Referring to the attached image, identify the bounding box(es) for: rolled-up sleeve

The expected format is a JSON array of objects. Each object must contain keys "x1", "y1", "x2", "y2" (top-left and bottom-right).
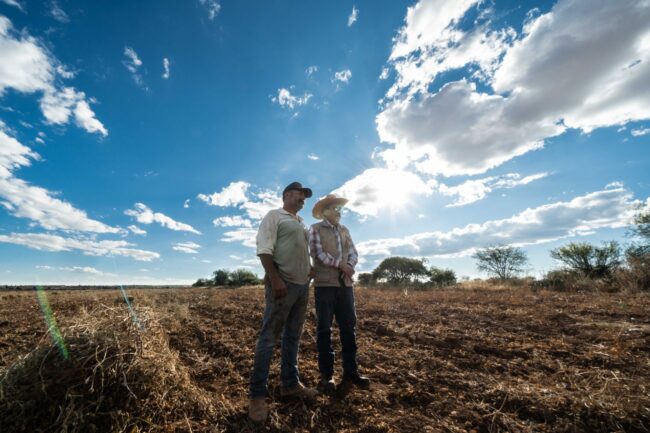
[{"x1": 256, "y1": 212, "x2": 277, "y2": 256}]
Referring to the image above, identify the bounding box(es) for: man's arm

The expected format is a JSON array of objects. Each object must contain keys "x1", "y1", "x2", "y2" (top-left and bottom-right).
[
  {"x1": 258, "y1": 254, "x2": 287, "y2": 299},
  {"x1": 256, "y1": 211, "x2": 286, "y2": 299},
  {"x1": 309, "y1": 226, "x2": 341, "y2": 267}
]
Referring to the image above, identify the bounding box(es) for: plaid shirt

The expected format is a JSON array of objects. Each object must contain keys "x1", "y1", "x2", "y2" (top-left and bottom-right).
[{"x1": 308, "y1": 220, "x2": 358, "y2": 268}]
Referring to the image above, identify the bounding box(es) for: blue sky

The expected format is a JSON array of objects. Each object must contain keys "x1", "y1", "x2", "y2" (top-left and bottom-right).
[{"x1": 1, "y1": 0, "x2": 649, "y2": 285}]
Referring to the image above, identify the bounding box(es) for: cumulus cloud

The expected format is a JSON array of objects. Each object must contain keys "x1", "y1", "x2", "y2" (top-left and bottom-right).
[
  {"x1": 377, "y1": 0, "x2": 650, "y2": 177},
  {"x1": 0, "y1": 16, "x2": 107, "y2": 135},
  {"x1": 198, "y1": 181, "x2": 249, "y2": 207},
  {"x1": 125, "y1": 203, "x2": 201, "y2": 234},
  {"x1": 199, "y1": 0, "x2": 221, "y2": 20},
  {"x1": 272, "y1": 88, "x2": 312, "y2": 110},
  {"x1": 213, "y1": 215, "x2": 253, "y2": 228},
  {"x1": 348, "y1": 6, "x2": 358, "y2": 27},
  {"x1": 127, "y1": 225, "x2": 146, "y2": 235},
  {"x1": 183, "y1": 199, "x2": 190, "y2": 208},
  {"x1": 172, "y1": 241, "x2": 201, "y2": 254},
  {"x1": 0, "y1": 232, "x2": 160, "y2": 261},
  {"x1": 332, "y1": 168, "x2": 434, "y2": 218},
  {"x1": 221, "y1": 228, "x2": 257, "y2": 248},
  {"x1": 307, "y1": 153, "x2": 319, "y2": 161},
  {"x1": 0, "y1": 129, "x2": 119, "y2": 233},
  {"x1": 332, "y1": 69, "x2": 352, "y2": 84},
  {"x1": 123, "y1": 46, "x2": 145, "y2": 87},
  {"x1": 357, "y1": 186, "x2": 642, "y2": 259},
  {"x1": 631, "y1": 127, "x2": 650, "y2": 137},
  {"x1": 162, "y1": 57, "x2": 170, "y2": 79},
  {"x1": 437, "y1": 172, "x2": 549, "y2": 207}
]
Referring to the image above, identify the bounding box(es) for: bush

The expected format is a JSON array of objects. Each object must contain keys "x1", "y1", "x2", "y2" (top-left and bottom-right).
[
  {"x1": 550, "y1": 241, "x2": 621, "y2": 278},
  {"x1": 428, "y1": 267, "x2": 457, "y2": 287},
  {"x1": 535, "y1": 269, "x2": 617, "y2": 292},
  {"x1": 356, "y1": 273, "x2": 375, "y2": 287},
  {"x1": 371, "y1": 257, "x2": 430, "y2": 285},
  {"x1": 227, "y1": 269, "x2": 261, "y2": 286},
  {"x1": 212, "y1": 269, "x2": 230, "y2": 286},
  {"x1": 192, "y1": 278, "x2": 211, "y2": 287}
]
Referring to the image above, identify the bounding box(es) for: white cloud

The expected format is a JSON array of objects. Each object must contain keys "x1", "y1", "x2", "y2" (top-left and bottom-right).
[
  {"x1": 221, "y1": 228, "x2": 257, "y2": 248},
  {"x1": 213, "y1": 215, "x2": 253, "y2": 228},
  {"x1": 0, "y1": 16, "x2": 107, "y2": 135},
  {"x1": 198, "y1": 181, "x2": 250, "y2": 207},
  {"x1": 307, "y1": 153, "x2": 319, "y2": 161},
  {"x1": 50, "y1": 1, "x2": 69, "y2": 23},
  {"x1": 127, "y1": 225, "x2": 147, "y2": 235},
  {"x1": 172, "y1": 241, "x2": 201, "y2": 254},
  {"x1": 377, "y1": 0, "x2": 650, "y2": 177},
  {"x1": 162, "y1": 57, "x2": 170, "y2": 79},
  {"x1": 123, "y1": 46, "x2": 145, "y2": 87},
  {"x1": 0, "y1": 129, "x2": 119, "y2": 233},
  {"x1": 125, "y1": 203, "x2": 201, "y2": 234},
  {"x1": 348, "y1": 6, "x2": 359, "y2": 27},
  {"x1": 240, "y1": 190, "x2": 282, "y2": 221},
  {"x1": 631, "y1": 127, "x2": 650, "y2": 137},
  {"x1": 357, "y1": 186, "x2": 642, "y2": 259},
  {"x1": 35, "y1": 137, "x2": 45, "y2": 144},
  {"x1": 305, "y1": 65, "x2": 318, "y2": 77},
  {"x1": 183, "y1": 199, "x2": 190, "y2": 208},
  {"x1": 331, "y1": 168, "x2": 434, "y2": 218},
  {"x1": 1, "y1": 1, "x2": 23, "y2": 12},
  {"x1": 379, "y1": 67, "x2": 390, "y2": 80},
  {"x1": 272, "y1": 88, "x2": 312, "y2": 110},
  {"x1": 0, "y1": 232, "x2": 160, "y2": 261},
  {"x1": 332, "y1": 69, "x2": 352, "y2": 84},
  {"x1": 437, "y1": 172, "x2": 548, "y2": 207},
  {"x1": 37, "y1": 265, "x2": 113, "y2": 276},
  {"x1": 199, "y1": 0, "x2": 221, "y2": 20}
]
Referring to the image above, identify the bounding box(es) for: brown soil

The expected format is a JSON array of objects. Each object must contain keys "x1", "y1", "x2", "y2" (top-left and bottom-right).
[{"x1": 1, "y1": 286, "x2": 649, "y2": 432}]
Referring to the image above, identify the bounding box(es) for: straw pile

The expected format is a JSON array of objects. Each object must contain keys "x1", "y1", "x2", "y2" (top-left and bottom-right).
[{"x1": 0, "y1": 304, "x2": 218, "y2": 433}]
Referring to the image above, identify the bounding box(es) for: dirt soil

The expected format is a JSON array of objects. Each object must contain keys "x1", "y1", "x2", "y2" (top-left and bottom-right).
[{"x1": 1, "y1": 286, "x2": 649, "y2": 432}]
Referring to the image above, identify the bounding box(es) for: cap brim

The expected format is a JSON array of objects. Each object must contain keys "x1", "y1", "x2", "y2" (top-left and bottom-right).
[{"x1": 301, "y1": 188, "x2": 313, "y2": 198}]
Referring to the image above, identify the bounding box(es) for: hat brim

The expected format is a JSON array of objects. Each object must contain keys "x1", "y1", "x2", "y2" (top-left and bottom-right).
[{"x1": 312, "y1": 196, "x2": 348, "y2": 219}]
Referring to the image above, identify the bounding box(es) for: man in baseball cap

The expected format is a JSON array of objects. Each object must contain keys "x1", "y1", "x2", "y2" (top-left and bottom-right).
[{"x1": 248, "y1": 181, "x2": 317, "y2": 422}]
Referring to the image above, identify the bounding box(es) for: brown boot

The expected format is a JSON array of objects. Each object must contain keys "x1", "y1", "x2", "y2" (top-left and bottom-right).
[
  {"x1": 248, "y1": 399, "x2": 267, "y2": 422},
  {"x1": 280, "y1": 382, "x2": 319, "y2": 400}
]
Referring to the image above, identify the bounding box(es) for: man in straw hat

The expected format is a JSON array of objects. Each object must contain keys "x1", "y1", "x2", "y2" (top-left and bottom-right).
[
  {"x1": 309, "y1": 194, "x2": 370, "y2": 394},
  {"x1": 248, "y1": 182, "x2": 319, "y2": 422}
]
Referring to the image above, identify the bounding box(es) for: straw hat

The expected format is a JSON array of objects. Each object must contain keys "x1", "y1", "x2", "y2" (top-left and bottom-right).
[{"x1": 312, "y1": 194, "x2": 349, "y2": 219}]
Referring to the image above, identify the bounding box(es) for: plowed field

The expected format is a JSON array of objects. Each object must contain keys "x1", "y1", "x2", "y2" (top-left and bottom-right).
[{"x1": 1, "y1": 286, "x2": 649, "y2": 432}]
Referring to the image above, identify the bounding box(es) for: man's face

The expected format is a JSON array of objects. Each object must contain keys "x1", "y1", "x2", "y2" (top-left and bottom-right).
[
  {"x1": 284, "y1": 189, "x2": 306, "y2": 212},
  {"x1": 322, "y1": 205, "x2": 342, "y2": 225}
]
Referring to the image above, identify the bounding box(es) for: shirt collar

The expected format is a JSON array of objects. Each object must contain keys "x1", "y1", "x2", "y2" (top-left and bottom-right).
[
  {"x1": 279, "y1": 208, "x2": 303, "y2": 222},
  {"x1": 323, "y1": 219, "x2": 339, "y2": 229}
]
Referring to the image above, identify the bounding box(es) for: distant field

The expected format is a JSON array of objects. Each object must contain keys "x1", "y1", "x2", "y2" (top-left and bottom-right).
[{"x1": 1, "y1": 286, "x2": 649, "y2": 432}]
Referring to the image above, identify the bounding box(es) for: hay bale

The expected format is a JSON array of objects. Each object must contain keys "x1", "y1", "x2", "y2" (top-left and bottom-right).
[{"x1": 0, "y1": 305, "x2": 217, "y2": 433}]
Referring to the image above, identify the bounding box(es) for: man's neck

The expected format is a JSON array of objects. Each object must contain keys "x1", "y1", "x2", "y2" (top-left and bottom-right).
[{"x1": 283, "y1": 205, "x2": 298, "y2": 216}]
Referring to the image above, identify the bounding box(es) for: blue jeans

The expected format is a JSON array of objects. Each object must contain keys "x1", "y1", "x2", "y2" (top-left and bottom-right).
[
  {"x1": 315, "y1": 286, "x2": 358, "y2": 380},
  {"x1": 249, "y1": 280, "x2": 309, "y2": 399}
]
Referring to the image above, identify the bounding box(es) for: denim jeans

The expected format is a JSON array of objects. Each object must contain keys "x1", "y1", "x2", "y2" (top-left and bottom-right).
[
  {"x1": 249, "y1": 280, "x2": 309, "y2": 399},
  {"x1": 314, "y1": 286, "x2": 358, "y2": 380}
]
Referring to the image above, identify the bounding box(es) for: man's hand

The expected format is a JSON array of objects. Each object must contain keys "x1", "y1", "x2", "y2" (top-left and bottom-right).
[
  {"x1": 271, "y1": 277, "x2": 288, "y2": 299},
  {"x1": 340, "y1": 263, "x2": 355, "y2": 278}
]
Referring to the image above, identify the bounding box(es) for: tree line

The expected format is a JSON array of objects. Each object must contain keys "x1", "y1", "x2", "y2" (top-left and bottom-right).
[{"x1": 194, "y1": 209, "x2": 650, "y2": 291}]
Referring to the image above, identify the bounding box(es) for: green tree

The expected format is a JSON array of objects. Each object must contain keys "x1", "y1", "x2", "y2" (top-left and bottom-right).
[
  {"x1": 192, "y1": 278, "x2": 211, "y2": 287},
  {"x1": 428, "y1": 267, "x2": 457, "y2": 287},
  {"x1": 473, "y1": 245, "x2": 528, "y2": 280},
  {"x1": 356, "y1": 273, "x2": 375, "y2": 286},
  {"x1": 228, "y1": 269, "x2": 261, "y2": 286},
  {"x1": 371, "y1": 257, "x2": 429, "y2": 284},
  {"x1": 212, "y1": 269, "x2": 230, "y2": 286},
  {"x1": 550, "y1": 241, "x2": 621, "y2": 278}
]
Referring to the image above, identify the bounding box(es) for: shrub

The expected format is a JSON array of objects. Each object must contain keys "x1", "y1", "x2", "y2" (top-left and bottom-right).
[
  {"x1": 227, "y1": 269, "x2": 261, "y2": 286},
  {"x1": 371, "y1": 257, "x2": 429, "y2": 285},
  {"x1": 428, "y1": 267, "x2": 457, "y2": 287},
  {"x1": 550, "y1": 241, "x2": 621, "y2": 278}
]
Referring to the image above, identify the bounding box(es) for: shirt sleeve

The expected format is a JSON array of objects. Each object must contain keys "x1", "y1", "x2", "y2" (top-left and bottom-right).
[
  {"x1": 309, "y1": 225, "x2": 340, "y2": 268},
  {"x1": 346, "y1": 233, "x2": 359, "y2": 268},
  {"x1": 256, "y1": 211, "x2": 277, "y2": 256}
]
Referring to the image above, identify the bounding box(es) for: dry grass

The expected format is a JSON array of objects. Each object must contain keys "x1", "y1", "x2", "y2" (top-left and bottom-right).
[{"x1": 1, "y1": 286, "x2": 649, "y2": 432}]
